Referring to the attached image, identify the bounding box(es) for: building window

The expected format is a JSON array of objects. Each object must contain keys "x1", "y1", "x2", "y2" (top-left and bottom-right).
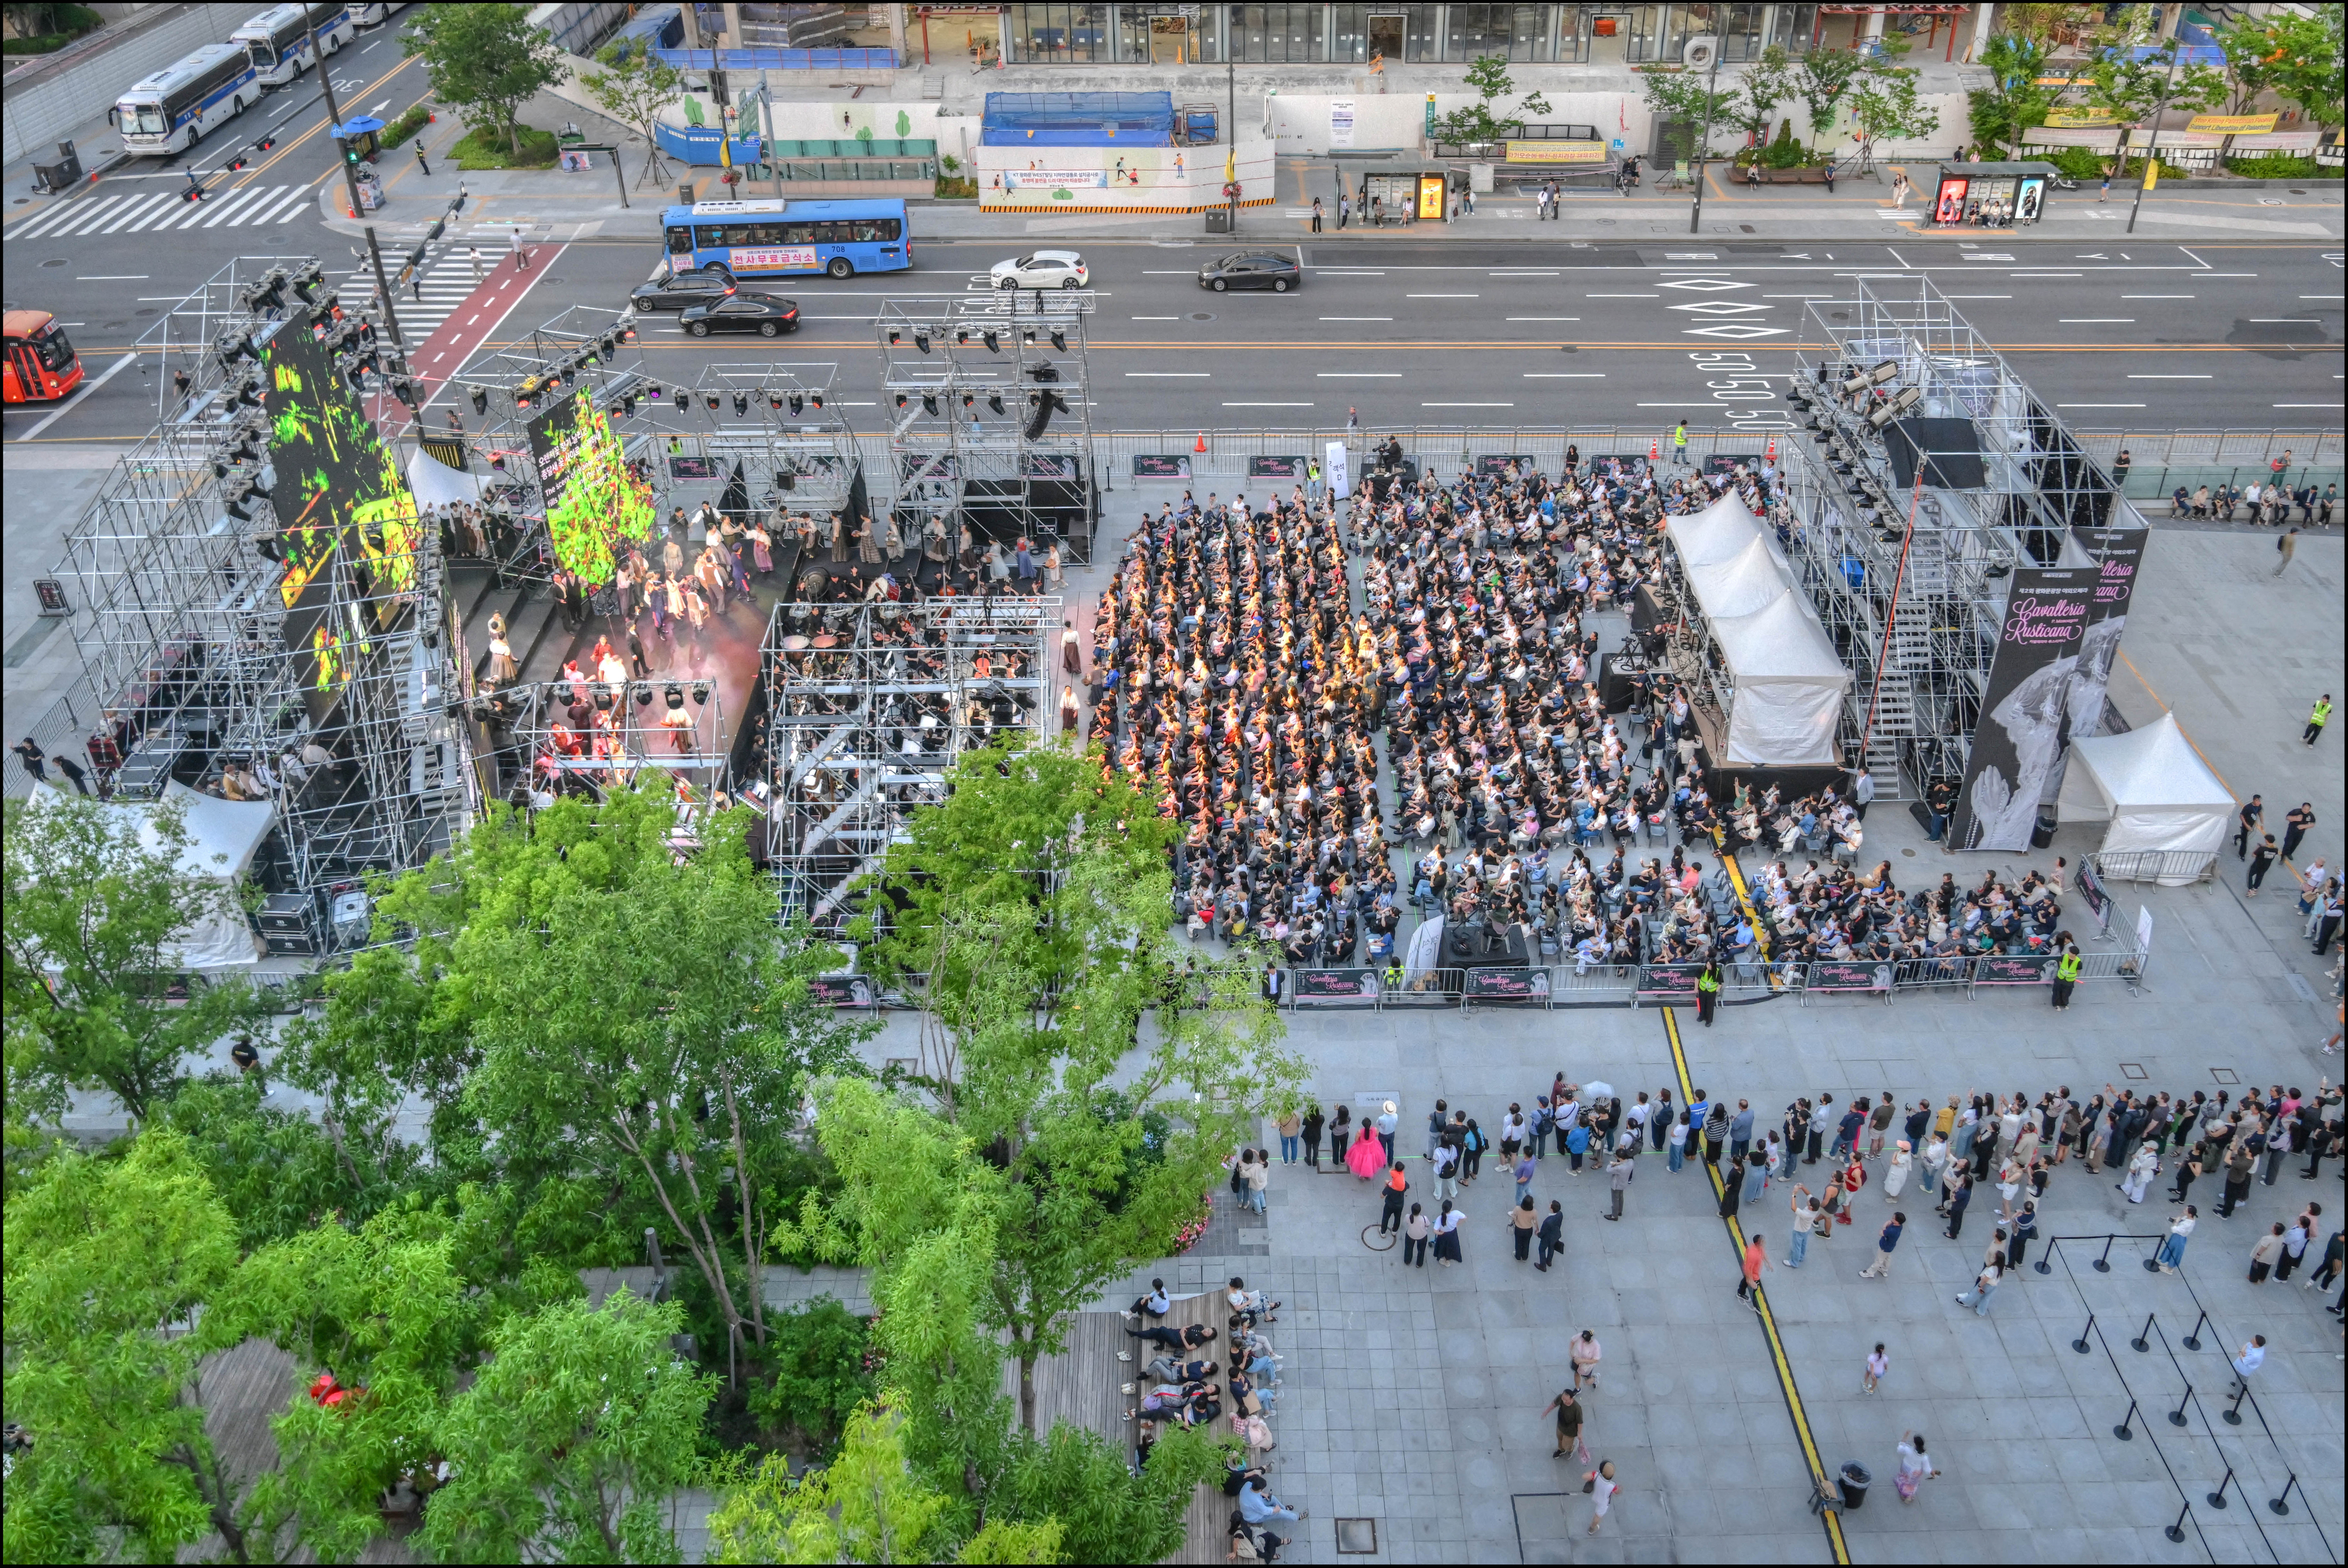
[
  {"x1": 1553, "y1": 5, "x2": 1586, "y2": 62},
  {"x1": 1686, "y1": 2, "x2": 1773, "y2": 62},
  {"x1": 1005, "y1": 4, "x2": 1108, "y2": 63},
  {"x1": 1624, "y1": 4, "x2": 1687, "y2": 64},
  {"x1": 1405, "y1": 2, "x2": 1439, "y2": 60},
  {"x1": 1233, "y1": 4, "x2": 1326, "y2": 62},
  {"x1": 1446, "y1": 4, "x2": 1552, "y2": 61},
  {"x1": 1773, "y1": 4, "x2": 1821, "y2": 55}
]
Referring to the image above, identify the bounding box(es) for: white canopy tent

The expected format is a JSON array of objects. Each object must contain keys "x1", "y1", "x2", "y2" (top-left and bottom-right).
[
  {"x1": 406, "y1": 445, "x2": 481, "y2": 510},
  {"x1": 21, "y1": 780, "x2": 273, "y2": 971},
  {"x1": 1706, "y1": 590, "x2": 1850, "y2": 767},
  {"x1": 2055, "y1": 713, "x2": 2232, "y2": 882},
  {"x1": 1666, "y1": 497, "x2": 1851, "y2": 768}
]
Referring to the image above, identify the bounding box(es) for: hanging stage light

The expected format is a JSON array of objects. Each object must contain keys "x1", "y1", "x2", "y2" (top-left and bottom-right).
[
  {"x1": 921, "y1": 393, "x2": 939, "y2": 416},
  {"x1": 888, "y1": 328, "x2": 902, "y2": 345},
  {"x1": 810, "y1": 392, "x2": 824, "y2": 409},
  {"x1": 733, "y1": 392, "x2": 750, "y2": 416},
  {"x1": 982, "y1": 329, "x2": 1001, "y2": 353},
  {"x1": 706, "y1": 392, "x2": 721, "y2": 411},
  {"x1": 987, "y1": 391, "x2": 1005, "y2": 414},
  {"x1": 956, "y1": 328, "x2": 970, "y2": 345},
  {"x1": 962, "y1": 392, "x2": 975, "y2": 409},
  {"x1": 1050, "y1": 328, "x2": 1067, "y2": 352},
  {"x1": 470, "y1": 386, "x2": 490, "y2": 416},
  {"x1": 691, "y1": 682, "x2": 710, "y2": 706},
  {"x1": 769, "y1": 391, "x2": 784, "y2": 410},
  {"x1": 895, "y1": 393, "x2": 909, "y2": 410},
  {"x1": 674, "y1": 388, "x2": 690, "y2": 411},
  {"x1": 913, "y1": 328, "x2": 931, "y2": 353},
  {"x1": 788, "y1": 392, "x2": 804, "y2": 416}
]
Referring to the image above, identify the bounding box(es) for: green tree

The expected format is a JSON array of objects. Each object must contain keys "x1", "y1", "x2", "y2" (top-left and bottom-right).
[
  {"x1": 576, "y1": 39, "x2": 682, "y2": 180},
  {"x1": 2082, "y1": 38, "x2": 2225, "y2": 130},
  {"x1": 1847, "y1": 65, "x2": 1941, "y2": 171},
  {"x1": 401, "y1": 3, "x2": 565, "y2": 159},
  {"x1": 1967, "y1": 33, "x2": 2057, "y2": 157},
  {"x1": 1727, "y1": 45, "x2": 1794, "y2": 147},
  {"x1": 1995, "y1": 2, "x2": 2105, "y2": 48},
  {"x1": 419, "y1": 1290, "x2": 715, "y2": 1564},
  {"x1": 157, "y1": 1074, "x2": 422, "y2": 1250},
  {"x1": 2, "y1": 1130, "x2": 241, "y2": 1564},
  {"x1": 1639, "y1": 68, "x2": 1739, "y2": 160},
  {"x1": 1793, "y1": 46, "x2": 1863, "y2": 150},
  {"x1": 2218, "y1": 9, "x2": 2343, "y2": 128},
  {"x1": 1430, "y1": 52, "x2": 1553, "y2": 144},
  {"x1": 2, "y1": 791, "x2": 271, "y2": 1123},
  {"x1": 846, "y1": 742, "x2": 1299, "y2": 1434},
  {"x1": 363, "y1": 786, "x2": 868, "y2": 1386},
  {"x1": 744, "y1": 1296, "x2": 876, "y2": 1458},
  {"x1": 228, "y1": 1203, "x2": 482, "y2": 1564},
  {"x1": 994, "y1": 1421, "x2": 1229, "y2": 1567}
]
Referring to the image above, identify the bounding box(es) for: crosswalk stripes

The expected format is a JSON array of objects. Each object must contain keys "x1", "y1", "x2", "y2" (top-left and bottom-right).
[
  {"x1": 338, "y1": 235, "x2": 518, "y2": 344},
  {"x1": 9, "y1": 183, "x2": 314, "y2": 240}
]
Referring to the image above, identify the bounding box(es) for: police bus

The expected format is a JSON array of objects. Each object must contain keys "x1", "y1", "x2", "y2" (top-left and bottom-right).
[
  {"x1": 660, "y1": 198, "x2": 913, "y2": 281},
  {"x1": 232, "y1": 2, "x2": 355, "y2": 88},
  {"x1": 113, "y1": 43, "x2": 262, "y2": 157},
  {"x1": 350, "y1": 1, "x2": 407, "y2": 24}
]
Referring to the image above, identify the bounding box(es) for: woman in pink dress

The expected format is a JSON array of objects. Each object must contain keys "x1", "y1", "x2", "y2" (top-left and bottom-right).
[{"x1": 1346, "y1": 1117, "x2": 1386, "y2": 1181}]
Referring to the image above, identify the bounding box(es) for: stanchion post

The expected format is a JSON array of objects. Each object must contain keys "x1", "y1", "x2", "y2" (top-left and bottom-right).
[
  {"x1": 2221, "y1": 1383, "x2": 2247, "y2": 1427},
  {"x1": 2164, "y1": 1499, "x2": 2191, "y2": 1543},
  {"x1": 2167, "y1": 1384, "x2": 2193, "y2": 1428},
  {"x1": 2035, "y1": 1235, "x2": 2056, "y2": 1275},
  {"x1": 2094, "y1": 1234, "x2": 2116, "y2": 1273},
  {"x1": 2180, "y1": 1309, "x2": 2207, "y2": 1352},
  {"x1": 2071, "y1": 1310, "x2": 2096, "y2": 1355},
  {"x1": 2131, "y1": 1312, "x2": 2155, "y2": 1353},
  {"x1": 2268, "y1": 1471, "x2": 2298, "y2": 1518},
  {"x1": 2207, "y1": 1465, "x2": 2234, "y2": 1510},
  {"x1": 2113, "y1": 1397, "x2": 2138, "y2": 1441}
]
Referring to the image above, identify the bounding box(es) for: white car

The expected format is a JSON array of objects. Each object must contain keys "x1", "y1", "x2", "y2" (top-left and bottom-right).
[{"x1": 991, "y1": 250, "x2": 1088, "y2": 289}]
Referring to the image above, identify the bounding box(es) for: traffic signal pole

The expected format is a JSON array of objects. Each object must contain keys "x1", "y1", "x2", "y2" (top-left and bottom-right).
[{"x1": 309, "y1": 20, "x2": 403, "y2": 352}]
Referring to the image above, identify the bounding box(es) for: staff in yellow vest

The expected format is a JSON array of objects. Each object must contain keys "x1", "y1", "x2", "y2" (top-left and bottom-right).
[
  {"x1": 1695, "y1": 959, "x2": 1722, "y2": 1027},
  {"x1": 2052, "y1": 943, "x2": 2082, "y2": 1011},
  {"x1": 2306, "y1": 693, "x2": 2333, "y2": 747}
]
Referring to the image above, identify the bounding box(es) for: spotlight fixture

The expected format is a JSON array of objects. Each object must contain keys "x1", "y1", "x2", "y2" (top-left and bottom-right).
[
  {"x1": 921, "y1": 393, "x2": 939, "y2": 416},
  {"x1": 1870, "y1": 359, "x2": 1900, "y2": 386},
  {"x1": 1050, "y1": 328, "x2": 1066, "y2": 352},
  {"x1": 620, "y1": 393, "x2": 638, "y2": 417},
  {"x1": 962, "y1": 393, "x2": 975, "y2": 409},
  {"x1": 788, "y1": 392, "x2": 803, "y2": 416},
  {"x1": 1022, "y1": 328, "x2": 1037, "y2": 343},
  {"x1": 733, "y1": 392, "x2": 750, "y2": 417},
  {"x1": 235, "y1": 378, "x2": 262, "y2": 409},
  {"x1": 982, "y1": 329, "x2": 1001, "y2": 353},
  {"x1": 705, "y1": 392, "x2": 721, "y2": 411},
  {"x1": 470, "y1": 386, "x2": 489, "y2": 416},
  {"x1": 956, "y1": 328, "x2": 970, "y2": 345},
  {"x1": 674, "y1": 389, "x2": 690, "y2": 411},
  {"x1": 769, "y1": 392, "x2": 784, "y2": 410},
  {"x1": 635, "y1": 685, "x2": 654, "y2": 707},
  {"x1": 913, "y1": 329, "x2": 931, "y2": 353},
  {"x1": 664, "y1": 684, "x2": 685, "y2": 710},
  {"x1": 600, "y1": 331, "x2": 618, "y2": 360},
  {"x1": 888, "y1": 328, "x2": 902, "y2": 345},
  {"x1": 809, "y1": 392, "x2": 824, "y2": 409},
  {"x1": 777, "y1": 467, "x2": 795, "y2": 491},
  {"x1": 392, "y1": 379, "x2": 420, "y2": 410},
  {"x1": 690, "y1": 682, "x2": 710, "y2": 706},
  {"x1": 987, "y1": 391, "x2": 1005, "y2": 415},
  {"x1": 895, "y1": 393, "x2": 909, "y2": 410}
]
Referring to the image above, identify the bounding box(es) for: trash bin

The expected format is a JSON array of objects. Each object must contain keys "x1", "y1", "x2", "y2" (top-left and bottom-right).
[
  {"x1": 1838, "y1": 1462, "x2": 1870, "y2": 1510},
  {"x1": 1204, "y1": 207, "x2": 1232, "y2": 233},
  {"x1": 2030, "y1": 811, "x2": 2057, "y2": 849}
]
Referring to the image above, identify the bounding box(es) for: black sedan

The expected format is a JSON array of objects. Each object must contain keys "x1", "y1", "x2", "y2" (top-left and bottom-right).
[
  {"x1": 629, "y1": 264, "x2": 738, "y2": 311},
  {"x1": 1196, "y1": 252, "x2": 1302, "y2": 292},
  {"x1": 678, "y1": 293, "x2": 801, "y2": 337}
]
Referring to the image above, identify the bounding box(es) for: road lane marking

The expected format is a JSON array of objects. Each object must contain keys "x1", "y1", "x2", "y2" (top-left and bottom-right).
[{"x1": 15, "y1": 352, "x2": 136, "y2": 441}]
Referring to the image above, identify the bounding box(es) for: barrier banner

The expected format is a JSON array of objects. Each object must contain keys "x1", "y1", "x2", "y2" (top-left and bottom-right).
[
  {"x1": 1807, "y1": 960, "x2": 1894, "y2": 993},
  {"x1": 1295, "y1": 967, "x2": 1382, "y2": 1002},
  {"x1": 1506, "y1": 140, "x2": 1607, "y2": 164},
  {"x1": 2077, "y1": 857, "x2": 2114, "y2": 929},
  {"x1": 1949, "y1": 566, "x2": 2097, "y2": 852},
  {"x1": 1972, "y1": 955, "x2": 2058, "y2": 986},
  {"x1": 1465, "y1": 967, "x2": 1551, "y2": 1002},
  {"x1": 807, "y1": 976, "x2": 878, "y2": 1007},
  {"x1": 1636, "y1": 962, "x2": 1703, "y2": 997}
]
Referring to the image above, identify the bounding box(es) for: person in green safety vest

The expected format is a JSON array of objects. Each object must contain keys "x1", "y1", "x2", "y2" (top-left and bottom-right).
[
  {"x1": 2052, "y1": 941, "x2": 2082, "y2": 1011},
  {"x1": 1695, "y1": 958, "x2": 1722, "y2": 1027},
  {"x1": 1384, "y1": 958, "x2": 1404, "y2": 994},
  {"x1": 2306, "y1": 693, "x2": 2333, "y2": 747},
  {"x1": 1672, "y1": 419, "x2": 1691, "y2": 467}
]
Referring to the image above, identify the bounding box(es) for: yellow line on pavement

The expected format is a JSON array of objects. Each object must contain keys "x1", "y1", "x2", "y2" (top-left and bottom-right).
[
  {"x1": 1660, "y1": 1005, "x2": 1850, "y2": 1564},
  {"x1": 237, "y1": 52, "x2": 421, "y2": 186}
]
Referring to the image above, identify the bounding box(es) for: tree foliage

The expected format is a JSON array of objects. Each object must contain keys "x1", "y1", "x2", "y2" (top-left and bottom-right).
[
  {"x1": 2, "y1": 791, "x2": 270, "y2": 1123},
  {"x1": 1848, "y1": 66, "x2": 1941, "y2": 163},
  {"x1": 419, "y1": 1289, "x2": 716, "y2": 1564},
  {"x1": 2, "y1": 1130, "x2": 241, "y2": 1564},
  {"x1": 743, "y1": 1296, "x2": 876, "y2": 1459},
  {"x1": 1793, "y1": 46, "x2": 1863, "y2": 147},
  {"x1": 1429, "y1": 52, "x2": 1553, "y2": 144},
  {"x1": 401, "y1": 2, "x2": 566, "y2": 157},
  {"x1": 2082, "y1": 38, "x2": 2225, "y2": 128},
  {"x1": 577, "y1": 40, "x2": 682, "y2": 164},
  {"x1": 2216, "y1": 9, "x2": 2343, "y2": 127},
  {"x1": 1967, "y1": 33, "x2": 2057, "y2": 157}
]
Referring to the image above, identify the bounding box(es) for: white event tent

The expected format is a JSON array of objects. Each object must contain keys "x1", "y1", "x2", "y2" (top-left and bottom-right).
[
  {"x1": 1664, "y1": 495, "x2": 1850, "y2": 767},
  {"x1": 2054, "y1": 712, "x2": 2232, "y2": 881}
]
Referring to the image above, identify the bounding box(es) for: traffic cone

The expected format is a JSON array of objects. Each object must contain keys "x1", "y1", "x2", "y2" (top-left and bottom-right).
[
  {"x1": 1649, "y1": 437, "x2": 1660, "y2": 461},
  {"x1": 1195, "y1": 430, "x2": 1207, "y2": 453},
  {"x1": 1766, "y1": 436, "x2": 1778, "y2": 461}
]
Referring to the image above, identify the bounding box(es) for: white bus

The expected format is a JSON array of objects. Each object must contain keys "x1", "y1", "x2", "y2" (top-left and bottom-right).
[
  {"x1": 232, "y1": 2, "x2": 354, "y2": 88},
  {"x1": 114, "y1": 43, "x2": 261, "y2": 157},
  {"x1": 350, "y1": 2, "x2": 407, "y2": 25}
]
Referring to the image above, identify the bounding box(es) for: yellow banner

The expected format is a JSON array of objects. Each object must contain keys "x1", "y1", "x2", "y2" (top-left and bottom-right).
[
  {"x1": 1506, "y1": 139, "x2": 1607, "y2": 164},
  {"x1": 2186, "y1": 112, "x2": 2279, "y2": 134},
  {"x1": 2043, "y1": 104, "x2": 2114, "y2": 127}
]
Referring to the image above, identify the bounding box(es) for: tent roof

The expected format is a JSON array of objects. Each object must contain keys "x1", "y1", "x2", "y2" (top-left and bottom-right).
[
  {"x1": 1686, "y1": 535, "x2": 1795, "y2": 620},
  {"x1": 1664, "y1": 494, "x2": 1766, "y2": 568},
  {"x1": 406, "y1": 445, "x2": 481, "y2": 510},
  {"x1": 2065, "y1": 713, "x2": 2232, "y2": 813},
  {"x1": 1711, "y1": 588, "x2": 1851, "y2": 686},
  {"x1": 23, "y1": 780, "x2": 275, "y2": 880}
]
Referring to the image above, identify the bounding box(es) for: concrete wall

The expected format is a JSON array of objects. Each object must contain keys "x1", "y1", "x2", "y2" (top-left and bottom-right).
[
  {"x1": 2, "y1": 2, "x2": 254, "y2": 166},
  {"x1": 974, "y1": 137, "x2": 1278, "y2": 214}
]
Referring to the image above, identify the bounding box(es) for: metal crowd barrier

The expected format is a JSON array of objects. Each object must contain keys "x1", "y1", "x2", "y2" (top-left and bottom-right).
[
  {"x1": 2089, "y1": 849, "x2": 2218, "y2": 886},
  {"x1": 1794, "y1": 947, "x2": 2147, "y2": 1004}
]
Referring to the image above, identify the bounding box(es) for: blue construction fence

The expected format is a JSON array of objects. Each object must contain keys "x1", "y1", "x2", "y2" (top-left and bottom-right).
[
  {"x1": 653, "y1": 122, "x2": 764, "y2": 167},
  {"x1": 983, "y1": 90, "x2": 1175, "y2": 146},
  {"x1": 651, "y1": 45, "x2": 899, "y2": 71}
]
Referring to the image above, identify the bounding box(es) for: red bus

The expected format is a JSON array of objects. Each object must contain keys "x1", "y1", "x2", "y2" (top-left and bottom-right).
[{"x1": 4, "y1": 310, "x2": 84, "y2": 404}]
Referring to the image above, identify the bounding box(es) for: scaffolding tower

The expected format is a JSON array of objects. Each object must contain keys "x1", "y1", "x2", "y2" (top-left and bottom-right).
[
  {"x1": 876, "y1": 290, "x2": 1099, "y2": 568},
  {"x1": 1777, "y1": 275, "x2": 2136, "y2": 799},
  {"x1": 55, "y1": 255, "x2": 469, "y2": 945},
  {"x1": 755, "y1": 596, "x2": 1057, "y2": 928}
]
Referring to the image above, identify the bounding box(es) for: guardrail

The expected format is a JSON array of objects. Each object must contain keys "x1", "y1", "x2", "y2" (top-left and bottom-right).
[
  {"x1": 2089, "y1": 849, "x2": 2217, "y2": 886},
  {"x1": 1794, "y1": 947, "x2": 2146, "y2": 1004}
]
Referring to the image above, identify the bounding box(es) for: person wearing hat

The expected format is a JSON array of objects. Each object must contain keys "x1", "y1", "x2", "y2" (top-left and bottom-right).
[{"x1": 1375, "y1": 1100, "x2": 1400, "y2": 1166}]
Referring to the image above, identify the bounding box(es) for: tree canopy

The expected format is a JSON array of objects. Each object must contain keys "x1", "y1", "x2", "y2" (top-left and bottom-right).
[{"x1": 401, "y1": 2, "x2": 566, "y2": 157}]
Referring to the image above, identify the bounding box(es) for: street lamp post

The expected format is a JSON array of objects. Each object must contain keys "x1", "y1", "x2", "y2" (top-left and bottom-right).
[
  {"x1": 1688, "y1": 42, "x2": 1724, "y2": 235},
  {"x1": 2124, "y1": 51, "x2": 2180, "y2": 236},
  {"x1": 309, "y1": 19, "x2": 402, "y2": 350}
]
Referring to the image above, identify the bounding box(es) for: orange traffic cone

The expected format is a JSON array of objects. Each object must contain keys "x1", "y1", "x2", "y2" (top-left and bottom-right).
[
  {"x1": 1766, "y1": 436, "x2": 1778, "y2": 461},
  {"x1": 1195, "y1": 431, "x2": 1207, "y2": 453},
  {"x1": 1648, "y1": 437, "x2": 1661, "y2": 461}
]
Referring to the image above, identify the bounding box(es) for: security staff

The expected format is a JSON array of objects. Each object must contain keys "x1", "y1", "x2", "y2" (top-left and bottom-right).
[
  {"x1": 2052, "y1": 945, "x2": 2083, "y2": 1011},
  {"x1": 2306, "y1": 693, "x2": 2333, "y2": 747},
  {"x1": 1672, "y1": 419, "x2": 1691, "y2": 466},
  {"x1": 1695, "y1": 960, "x2": 1723, "y2": 1027}
]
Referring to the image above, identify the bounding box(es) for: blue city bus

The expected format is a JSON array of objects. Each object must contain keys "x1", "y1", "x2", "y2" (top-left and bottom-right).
[
  {"x1": 114, "y1": 43, "x2": 261, "y2": 156},
  {"x1": 659, "y1": 198, "x2": 912, "y2": 281}
]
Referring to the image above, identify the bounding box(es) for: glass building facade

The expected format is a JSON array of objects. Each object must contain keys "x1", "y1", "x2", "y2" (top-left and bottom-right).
[{"x1": 1000, "y1": 4, "x2": 1826, "y2": 65}]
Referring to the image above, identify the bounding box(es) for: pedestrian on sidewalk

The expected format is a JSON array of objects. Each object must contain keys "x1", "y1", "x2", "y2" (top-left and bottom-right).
[
  {"x1": 2276, "y1": 527, "x2": 2300, "y2": 575},
  {"x1": 1402, "y1": 1202, "x2": 1430, "y2": 1266},
  {"x1": 1863, "y1": 1343, "x2": 1888, "y2": 1394},
  {"x1": 2249, "y1": 1222, "x2": 2285, "y2": 1283},
  {"x1": 1894, "y1": 1432, "x2": 1939, "y2": 1502},
  {"x1": 1277, "y1": 1108, "x2": 1302, "y2": 1165},
  {"x1": 1736, "y1": 1233, "x2": 1772, "y2": 1309},
  {"x1": 1542, "y1": 1387, "x2": 1590, "y2": 1464},
  {"x1": 1301, "y1": 1104, "x2": 1324, "y2": 1167},
  {"x1": 2236, "y1": 794, "x2": 2265, "y2": 858},
  {"x1": 1380, "y1": 1164, "x2": 1408, "y2": 1235},
  {"x1": 1604, "y1": 1151, "x2": 1633, "y2": 1221},
  {"x1": 1570, "y1": 1328, "x2": 1601, "y2": 1390},
  {"x1": 415, "y1": 139, "x2": 431, "y2": 177},
  {"x1": 1787, "y1": 1186, "x2": 1821, "y2": 1267},
  {"x1": 2155, "y1": 1205, "x2": 2197, "y2": 1272},
  {"x1": 1311, "y1": 196, "x2": 1323, "y2": 231},
  {"x1": 1432, "y1": 1199, "x2": 1465, "y2": 1265},
  {"x1": 1583, "y1": 1461, "x2": 1617, "y2": 1535},
  {"x1": 1338, "y1": 192, "x2": 1350, "y2": 228},
  {"x1": 2228, "y1": 1334, "x2": 2266, "y2": 1396},
  {"x1": 2099, "y1": 170, "x2": 2111, "y2": 203},
  {"x1": 1536, "y1": 1201, "x2": 1563, "y2": 1271},
  {"x1": 1890, "y1": 170, "x2": 1912, "y2": 208},
  {"x1": 2249, "y1": 833, "x2": 2280, "y2": 895},
  {"x1": 2307, "y1": 693, "x2": 2333, "y2": 746},
  {"x1": 1511, "y1": 1196, "x2": 1539, "y2": 1260},
  {"x1": 1941, "y1": 1169, "x2": 1972, "y2": 1238},
  {"x1": 1955, "y1": 1254, "x2": 2002, "y2": 1316},
  {"x1": 1861, "y1": 1212, "x2": 1905, "y2": 1278}
]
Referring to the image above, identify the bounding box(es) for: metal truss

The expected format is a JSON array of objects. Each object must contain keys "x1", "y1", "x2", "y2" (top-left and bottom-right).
[
  {"x1": 489, "y1": 675, "x2": 732, "y2": 794},
  {"x1": 875, "y1": 291, "x2": 1099, "y2": 566},
  {"x1": 753, "y1": 596, "x2": 1057, "y2": 926},
  {"x1": 1777, "y1": 274, "x2": 2133, "y2": 798}
]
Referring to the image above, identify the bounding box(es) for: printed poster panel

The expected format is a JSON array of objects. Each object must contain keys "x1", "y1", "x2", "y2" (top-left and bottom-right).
[
  {"x1": 727, "y1": 245, "x2": 819, "y2": 272},
  {"x1": 1294, "y1": 967, "x2": 1382, "y2": 1003},
  {"x1": 2056, "y1": 526, "x2": 2147, "y2": 742},
  {"x1": 1006, "y1": 168, "x2": 1110, "y2": 188},
  {"x1": 1972, "y1": 955, "x2": 2058, "y2": 987},
  {"x1": 1324, "y1": 440, "x2": 1350, "y2": 498},
  {"x1": 1465, "y1": 967, "x2": 1551, "y2": 1002},
  {"x1": 1948, "y1": 567, "x2": 2099, "y2": 852},
  {"x1": 1932, "y1": 175, "x2": 1969, "y2": 225},
  {"x1": 1330, "y1": 99, "x2": 1355, "y2": 149},
  {"x1": 1506, "y1": 140, "x2": 1607, "y2": 164}
]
